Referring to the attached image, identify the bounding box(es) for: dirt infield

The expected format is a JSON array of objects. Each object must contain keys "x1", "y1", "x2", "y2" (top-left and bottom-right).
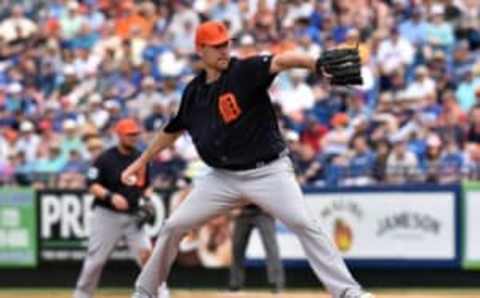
[{"x1": 1, "y1": 289, "x2": 480, "y2": 298}]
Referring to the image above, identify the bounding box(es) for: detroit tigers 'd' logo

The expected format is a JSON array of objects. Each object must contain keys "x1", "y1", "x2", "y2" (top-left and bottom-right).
[{"x1": 218, "y1": 92, "x2": 242, "y2": 124}]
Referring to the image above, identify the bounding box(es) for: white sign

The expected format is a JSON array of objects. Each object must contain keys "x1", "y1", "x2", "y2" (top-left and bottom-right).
[
  {"x1": 465, "y1": 190, "x2": 480, "y2": 263},
  {"x1": 41, "y1": 193, "x2": 166, "y2": 240},
  {"x1": 247, "y1": 191, "x2": 456, "y2": 261}
]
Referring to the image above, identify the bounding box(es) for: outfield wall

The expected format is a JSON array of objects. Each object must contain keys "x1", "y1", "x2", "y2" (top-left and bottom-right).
[{"x1": 2, "y1": 183, "x2": 480, "y2": 287}]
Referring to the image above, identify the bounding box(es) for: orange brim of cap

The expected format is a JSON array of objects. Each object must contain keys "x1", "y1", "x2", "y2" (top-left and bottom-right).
[{"x1": 118, "y1": 127, "x2": 140, "y2": 135}]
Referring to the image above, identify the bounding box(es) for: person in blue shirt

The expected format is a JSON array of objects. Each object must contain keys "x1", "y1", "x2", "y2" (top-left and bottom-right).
[
  {"x1": 426, "y1": 9, "x2": 455, "y2": 52},
  {"x1": 399, "y1": 8, "x2": 428, "y2": 48},
  {"x1": 438, "y1": 138, "x2": 464, "y2": 183},
  {"x1": 348, "y1": 135, "x2": 375, "y2": 185},
  {"x1": 294, "y1": 17, "x2": 322, "y2": 45}
]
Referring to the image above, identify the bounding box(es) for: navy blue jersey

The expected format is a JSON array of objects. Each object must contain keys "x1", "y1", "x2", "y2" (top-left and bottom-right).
[
  {"x1": 87, "y1": 147, "x2": 149, "y2": 213},
  {"x1": 164, "y1": 56, "x2": 286, "y2": 170}
]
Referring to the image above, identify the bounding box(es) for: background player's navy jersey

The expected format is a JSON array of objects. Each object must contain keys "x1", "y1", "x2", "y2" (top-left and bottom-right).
[
  {"x1": 87, "y1": 147, "x2": 149, "y2": 213},
  {"x1": 164, "y1": 55, "x2": 286, "y2": 169}
]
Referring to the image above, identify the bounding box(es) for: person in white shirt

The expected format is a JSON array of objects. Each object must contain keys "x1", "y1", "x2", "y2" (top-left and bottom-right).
[
  {"x1": 404, "y1": 66, "x2": 436, "y2": 100},
  {"x1": 128, "y1": 77, "x2": 164, "y2": 120},
  {"x1": 0, "y1": 4, "x2": 37, "y2": 42},
  {"x1": 377, "y1": 28, "x2": 415, "y2": 75},
  {"x1": 59, "y1": 1, "x2": 85, "y2": 40},
  {"x1": 274, "y1": 69, "x2": 314, "y2": 114},
  {"x1": 15, "y1": 121, "x2": 40, "y2": 163}
]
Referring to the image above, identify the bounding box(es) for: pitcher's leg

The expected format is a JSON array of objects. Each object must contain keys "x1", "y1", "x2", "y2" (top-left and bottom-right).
[
  {"x1": 229, "y1": 215, "x2": 253, "y2": 290},
  {"x1": 134, "y1": 172, "x2": 241, "y2": 297},
  {"x1": 245, "y1": 168, "x2": 363, "y2": 297},
  {"x1": 255, "y1": 213, "x2": 285, "y2": 291},
  {"x1": 73, "y1": 208, "x2": 123, "y2": 298},
  {"x1": 125, "y1": 219, "x2": 169, "y2": 298}
]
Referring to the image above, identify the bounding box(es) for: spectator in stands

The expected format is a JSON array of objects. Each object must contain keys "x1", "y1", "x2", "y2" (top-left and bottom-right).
[
  {"x1": 12, "y1": 150, "x2": 32, "y2": 185},
  {"x1": 85, "y1": 137, "x2": 104, "y2": 162},
  {"x1": 346, "y1": 134, "x2": 375, "y2": 186},
  {"x1": 386, "y1": 138, "x2": 419, "y2": 184},
  {"x1": 276, "y1": 69, "x2": 314, "y2": 114},
  {"x1": 322, "y1": 113, "x2": 351, "y2": 156},
  {"x1": 0, "y1": 4, "x2": 37, "y2": 43},
  {"x1": 426, "y1": 5, "x2": 455, "y2": 52},
  {"x1": 295, "y1": 143, "x2": 323, "y2": 186},
  {"x1": 84, "y1": 93, "x2": 110, "y2": 130},
  {"x1": 59, "y1": 1, "x2": 85, "y2": 41},
  {"x1": 435, "y1": 92, "x2": 466, "y2": 146},
  {"x1": 128, "y1": 76, "x2": 162, "y2": 120},
  {"x1": 144, "y1": 101, "x2": 167, "y2": 133},
  {"x1": 456, "y1": 70, "x2": 477, "y2": 113},
  {"x1": 1, "y1": 0, "x2": 480, "y2": 188},
  {"x1": 404, "y1": 66, "x2": 436, "y2": 101},
  {"x1": 466, "y1": 105, "x2": 480, "y2": 144},
  {"x1": 399, "y1": 7, "x2": 428, "y2": 48},
  {"x1": 465, "y1": 144, "x2": 480, "y2": 180},
  {"x1": 58, "y1": 149, "x2": 88, "y2": 189},
  {"x1": 15, "y1": 120, "x2": 39, "y2": 162},
  {"x1": 372, "y1": 139, "x2": 391, "y2": 183},
  {"x1": 60, "y1": 119, "x2": 84, "y2": 158},
  {"x1": 421, "y1": 133, "x2": 443, "y2": 183},
  {"x1": 438, "y1": 137, "x2": 465, "y2": 184},
  {"x1": 377, "y1": 27, "x2": 415, "y2": 78}
]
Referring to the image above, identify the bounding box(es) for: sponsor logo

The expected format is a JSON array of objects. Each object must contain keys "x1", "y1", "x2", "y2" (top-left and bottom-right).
[
  {"x1": 320, "y1": 199, "x2": 363, "y2": 252},
  {"x1": 39, "y1": 192, "x2": 167, "y2": 261},
  {"x1": 377, "y1": 212, "x2": 441, "y2": 237},
  {"x1": 334, "y1": 218, "x2": 353, "y2": 252}
]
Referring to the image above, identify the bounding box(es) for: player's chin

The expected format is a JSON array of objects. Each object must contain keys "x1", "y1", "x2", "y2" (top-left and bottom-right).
[{"x1": 217, "y1": 59, "x2": 229, "y2": 70}]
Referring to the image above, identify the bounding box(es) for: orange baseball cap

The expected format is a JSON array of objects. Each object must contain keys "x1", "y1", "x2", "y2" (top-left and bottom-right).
[
  {"x1": 195, "y1": 21, "x2": 230, "y2": 47},
  {"x1": 330, "y1": 113, "x2": 349, "y2": 127},
  {"x1": 115, "y1": 118, "x2": 141, "y2": 135}
]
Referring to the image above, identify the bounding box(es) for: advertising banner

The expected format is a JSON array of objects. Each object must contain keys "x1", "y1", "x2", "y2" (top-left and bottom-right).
[
  {"x1": 0, "y1": 188, "x2": 37, "y2": 268},
  {"x1": 463, "y1": 181, "x2": 480, "y2": 270},
  {"x1": 246, "y1": 188, "x2": 459, "y2": 267},
  {"x1": 38, "y1": 189, "x2": 234, "y2": 268},
  {"x1": 38, "y1": 190, "x2": 166, "y2": 261}
]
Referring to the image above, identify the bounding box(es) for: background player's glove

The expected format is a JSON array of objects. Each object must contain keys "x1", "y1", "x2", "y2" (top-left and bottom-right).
[
  {"x1": 134, "y1": 198, "x2": 156, "y2": 228},
  {"x1": 315, "y1": 48, "x2": 363, "y2": 85}
]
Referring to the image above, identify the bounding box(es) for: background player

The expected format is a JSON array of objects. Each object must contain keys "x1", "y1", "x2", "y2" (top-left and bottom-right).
[
  {"x1": 122, "y1": 21, "x2": 371, "y2": 298},
  {"x1": 229, "y1": 204, "x2": 285, "y2": 293},
  {"x1": 73, "y1": 118, "x2": 169, "y2": 298}
]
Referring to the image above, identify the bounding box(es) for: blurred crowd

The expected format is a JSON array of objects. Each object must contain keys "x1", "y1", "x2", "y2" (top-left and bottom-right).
[{"x1": 1, "y1": 0, "x2": 480, "y2": 189}]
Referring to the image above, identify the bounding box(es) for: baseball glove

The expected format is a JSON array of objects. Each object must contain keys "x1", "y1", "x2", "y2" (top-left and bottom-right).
[
  {"x1": 134, "y1": 199, "x2": 156, "y2": 228},
  {"x1": 316, "y1": 47, "x2": 363, "y2": 85}
]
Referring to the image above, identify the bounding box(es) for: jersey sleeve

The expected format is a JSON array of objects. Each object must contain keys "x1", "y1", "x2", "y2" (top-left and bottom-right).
[
  {"x1": 237, "y1": 55, "x2": 277, "y2": 89},
  {"x1": 86, "y1": 155, "x2": 106, "y2": 186}
]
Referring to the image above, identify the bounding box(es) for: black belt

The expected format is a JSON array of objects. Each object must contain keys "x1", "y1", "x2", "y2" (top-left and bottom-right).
[{"x1": 221, "y1": 150, "x2": 289, "y2": 171}]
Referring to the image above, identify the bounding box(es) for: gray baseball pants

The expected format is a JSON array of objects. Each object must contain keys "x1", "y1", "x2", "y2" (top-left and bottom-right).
[
  {"x1": 134, "y1": 157, "x2": 364, "y2": 298},
  {"x1": 73, "y1": 207, "x2": 168, "y2": 298}
]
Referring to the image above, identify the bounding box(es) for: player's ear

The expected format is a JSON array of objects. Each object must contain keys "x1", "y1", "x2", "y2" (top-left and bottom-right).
[{"x1": 195, "y1": 45, "x2": 204, "y2": 58}]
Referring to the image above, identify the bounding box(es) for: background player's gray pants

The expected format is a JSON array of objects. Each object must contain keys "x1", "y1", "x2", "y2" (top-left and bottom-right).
[
  {"x1": 73, "y1": 207, "x2": 152, "y2": 298},
  {"x1": 229, "y1": 211, "x2": 285, "y2": 290},
  {"x1": 134, "y1": 157, "x2": 364, "y2": 298}
]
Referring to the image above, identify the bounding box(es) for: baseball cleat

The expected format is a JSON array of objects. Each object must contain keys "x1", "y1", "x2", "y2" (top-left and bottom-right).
[
  {"x1": 360, "y1": 293, "x2": 375, "y2": 298},
  {"x1": 131, "y1": 287, "x2": 155, "y2": 298},
  {"x1": 158, "y1": 286, "x2": 170, "y2": 298}
]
